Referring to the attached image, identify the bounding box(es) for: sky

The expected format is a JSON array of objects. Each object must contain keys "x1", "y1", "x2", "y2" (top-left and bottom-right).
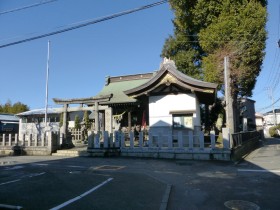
[{"x1": 0, "y1": 0, "x2": 279, "y2": 114}]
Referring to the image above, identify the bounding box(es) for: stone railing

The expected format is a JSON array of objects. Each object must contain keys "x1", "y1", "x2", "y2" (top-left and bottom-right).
[
  {"x1": 0, "y1": 132, "x2": 60, "y2": 155},
  {"x1": 87, "y1": 130, "x2": 218, "y2": 151}
]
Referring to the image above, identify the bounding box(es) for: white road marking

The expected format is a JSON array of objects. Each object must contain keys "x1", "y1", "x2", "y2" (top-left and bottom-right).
[
  {"x1": 0, "y1": 179, "x2": 21, "y2": 186},
  {"x1": 0, "y1": 172, "x2": 46, "y2": 186},
  {"x1": 28, "y1": 172, "x2": 46, "y2": 178},
  {"x1": 238, "y1": 169, "x2": 280, "y2": 173},
  {"x1": 49, "y1": 178, "x2": 113, "y2": 210},
  {"x1": 0, "y1": 204, "x2": 23, "y2": 209}
]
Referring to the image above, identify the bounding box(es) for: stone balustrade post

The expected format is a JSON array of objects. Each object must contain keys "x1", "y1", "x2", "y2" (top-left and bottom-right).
[
  {"x1": 158, "y1": 132, "x2": 163, "y2": 148},
  {"x1": 188, "y1": 131, "x2": 193, "y2": 150},
  {"x1": 148, "y1": 132, "x2": 153, "y2": 147},
  {"x1": 87, "y1": 131, "x2": 94, "y2": 149},
  {"x1": 114, "y1": 131, "x2": 119, "y2": 147},
  {"x1": 168, "y1": 132, "x2": 173, "y2": 149},
  {"x1": 34, "y1": 134, "x2": 38, "y2": 147},
  {"x1": 28, "y1": 134, "x2": 32, "y2": 146},
  {"x1": 178, "y1": 131, "x2": 183, "y2": 149},
  {"x1": 94, "y1": 133, "x2": 100, "y2": 148},
  {"x1": 104, "y1": 131, "x2": 109, "y2": 148},
  {"x1": 8, "y1": 134, "x2": 12, "y2": 146},
  {"x1": 121, "y1": 132, "x2": 125, "y2": 148},
  {"x1": 210, "y1": 130, "x2": 216, "y2": 149},
  {"x1": 199, "y1": 131, "x2": 204, "y2": 150},
  {"x1": 59, "y1": 132, "x2": 64, "y2": 146},
  {"x1": 139, "y1": 132, "x2": 143, "y2": 148},
  {"x1": 222, "y1": 127, "x2": 230, "y2": 149},
  {"x1": 130, "y1": 131, "x2": 134, "y2": 149},
  {"x1": 15, "y1": 134, "x2": 18, "y2": 145},
  {"x1": 47, "y1": 132, "x2": 52, "y2": 152}
]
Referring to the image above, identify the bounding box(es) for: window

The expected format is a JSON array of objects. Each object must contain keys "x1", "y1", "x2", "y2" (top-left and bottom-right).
[{"x1": 172, "y1": 114, "x2": 193, "y2": 129}]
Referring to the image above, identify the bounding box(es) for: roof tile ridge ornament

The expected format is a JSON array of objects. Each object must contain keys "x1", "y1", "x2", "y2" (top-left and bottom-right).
[{"x1": 160, "y1": 57, "x2": 176, "y2": 70}]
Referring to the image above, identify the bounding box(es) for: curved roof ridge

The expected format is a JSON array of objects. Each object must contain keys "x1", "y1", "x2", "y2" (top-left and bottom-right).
[{"x1": 125, "y1": 62, "x2": 218, "y2": 96}]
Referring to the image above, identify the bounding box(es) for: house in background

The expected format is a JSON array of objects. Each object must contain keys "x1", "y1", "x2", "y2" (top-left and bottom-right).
[
  {"x1": 238, "y1": 98, "x2": 256, "y2": 131},
  {"x1": 0, "y1": 114, "x2": 19, "y2": 133},
  {"x1": 255, "y1": 112, "x2": 264, "y2": 130},
  {"x1": 263, "y1": 109, "x2": 280, "y2": 126},
  {"x1": 17, "y1": 108, "x2": 90, "y2": 137}
]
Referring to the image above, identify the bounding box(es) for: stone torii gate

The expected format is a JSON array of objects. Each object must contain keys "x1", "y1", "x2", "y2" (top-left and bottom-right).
[{"x1": 53, "y1": 94, "x2": 113, "y2": 144}]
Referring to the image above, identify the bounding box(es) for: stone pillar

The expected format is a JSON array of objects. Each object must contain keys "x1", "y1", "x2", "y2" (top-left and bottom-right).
[
  {"x1": 130, "y1": 131, "x2": 134, "y2": 148},
  {"x1": 168, "y1": 132, "x2": 173, "y2": 149},
  {"x1": 188, "y1": 131, "x2": 193, "y2": 150},
  {"x1": 139, "y1": 132, "x2": 143, "y2": 148},
  {"x1": 95, "y1": 101, "x2": 99, "y2": 133},
  {"x1": 104, "y1": 131, "x2": 109, "y2": 148},
  {"x1": 199, "y1": 131, "x2": 204, "y2": 150},
  {"x1": 178, "y1": 131, "x2": 183, "y2": 149},
  {"x1": 87, "y1": 131, "x2": 94, "y2": 149},
  {"x1": 47, "y1": 132, "x2": 52, "y2": 153},
  {"x1": 94, "y1": 133, "x2": 100, "y2": 148},
  {"x1": 62, "y1": 104, "x2": 68, "y2": 136},
  {"x1": 210, "y1": 130, "x2": 216, "y2": 149},
  {"x1": 105, "y1": 107, "x2": 112, "y2": 134},
  {"x1": 222, "y1": 127, "x2": 230, "y2": 149}
]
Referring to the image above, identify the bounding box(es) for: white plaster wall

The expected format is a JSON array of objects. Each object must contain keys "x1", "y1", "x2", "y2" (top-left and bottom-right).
[{"x1": 149, "y1": 94, "x2": 200, "y2": 127}]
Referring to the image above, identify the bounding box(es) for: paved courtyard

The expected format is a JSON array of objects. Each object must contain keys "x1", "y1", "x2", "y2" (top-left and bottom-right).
[{"x1": 0, "y1": 138, "x2": 280, "y2": 210}]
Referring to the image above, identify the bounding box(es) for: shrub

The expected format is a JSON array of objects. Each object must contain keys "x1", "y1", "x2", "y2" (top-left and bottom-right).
[{"x1": 269, "y1": 125, "x2": 280, "y2": 137}]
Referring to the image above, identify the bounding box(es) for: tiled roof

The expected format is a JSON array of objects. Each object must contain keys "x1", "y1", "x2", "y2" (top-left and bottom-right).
[{"x1": 96, "y1": 73, "x2": 154, "y2": 104}]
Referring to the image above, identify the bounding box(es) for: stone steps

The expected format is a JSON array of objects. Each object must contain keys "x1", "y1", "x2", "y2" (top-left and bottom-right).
[{"x1": 52, "y1": 149, "x2": 89, "y2": 157}]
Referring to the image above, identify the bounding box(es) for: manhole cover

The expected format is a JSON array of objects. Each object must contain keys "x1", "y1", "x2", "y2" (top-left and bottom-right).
[
  {"x1": 94, "y1": 165, "x2": 125, "y2": 170},
  {"x1": 224, "y1": 200, "x2": 260, "y2": 210}
]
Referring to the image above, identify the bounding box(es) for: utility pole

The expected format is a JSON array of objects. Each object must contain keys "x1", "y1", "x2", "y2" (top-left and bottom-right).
[
  {"x1": 267, "y1": 87, "x2": 276, "y2": 125},
  {"x1": 224, "y1": 56, "x2": 235, "y2": 136},
  {"x1": 45, "y1": 41, "x2": 50, "y2": 131}
]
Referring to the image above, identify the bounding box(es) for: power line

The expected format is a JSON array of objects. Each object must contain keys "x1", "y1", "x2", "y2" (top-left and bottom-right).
[
  {"x1": 0, "y1": 0, "x2": 168, "y2": 49},
  {"x1": 0, "y1": 0, "x2": 58, "y2": 15}
]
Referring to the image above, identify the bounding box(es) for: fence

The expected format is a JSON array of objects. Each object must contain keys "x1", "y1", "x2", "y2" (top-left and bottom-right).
[
  {"x1": 70, "y1": 129, "x2": 83, "y2": 141},
  {"x1": 231, "y1": 131, "x2": 260, "y2": 148},
  {"x1": 88, "y1": 130, "x2": 218, "y2": 151},
  {"x1": 0, "y1": 132, "x2": 60, "y2": 155}
]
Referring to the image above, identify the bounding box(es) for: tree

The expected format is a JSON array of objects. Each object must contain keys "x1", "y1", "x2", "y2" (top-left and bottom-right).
[
  {"x1": 196, "y1": 0, "x2": 267, "y2": 97},
  {"x1": 0, "y1": 100, "x2": 29, "y2": 114},
  {"x1": 74, "y1": 115, "x2": 80, "y2": 130},
  {"x1": 83, "y1": 111, "x2": 90, "y2": 131},
  {"x1": 162, "y1": 0, "x2": 267, "y2": 97},
  {"x1": 161, "y1": 0, "x2": 202, "y2": 79},
  {"x1": 162, "y1": 0, "x2": 267, "y2": 131}
]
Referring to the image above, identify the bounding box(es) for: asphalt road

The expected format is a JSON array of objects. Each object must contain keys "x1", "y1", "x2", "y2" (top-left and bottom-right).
[{"x1": 0, "y1": 138, "x2": 280, "y2": 210}]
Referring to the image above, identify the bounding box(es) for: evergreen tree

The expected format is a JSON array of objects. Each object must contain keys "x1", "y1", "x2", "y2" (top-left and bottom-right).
[
  {"x1": 74, "y1": 115, "x2": 80, "y2": 130},
  {"x1": 0, "y1": 100, "x2": 29, "y2": 114},
  {"x1": 162, "y1": 0, "x2": 267, "y2": 97},
  {"x1": 83, "y1": 111, "x2": 90, "y2": 130}
]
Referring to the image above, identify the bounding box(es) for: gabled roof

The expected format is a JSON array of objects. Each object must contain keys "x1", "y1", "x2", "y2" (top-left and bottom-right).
[{"x1": 124, "y1": 60, "x2": 218, "y2": 104}]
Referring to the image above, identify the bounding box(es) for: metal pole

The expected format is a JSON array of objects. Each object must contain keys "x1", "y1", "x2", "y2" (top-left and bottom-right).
[{"x1": 45, "y1": 41, "x2": 50, "y2": 130}]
